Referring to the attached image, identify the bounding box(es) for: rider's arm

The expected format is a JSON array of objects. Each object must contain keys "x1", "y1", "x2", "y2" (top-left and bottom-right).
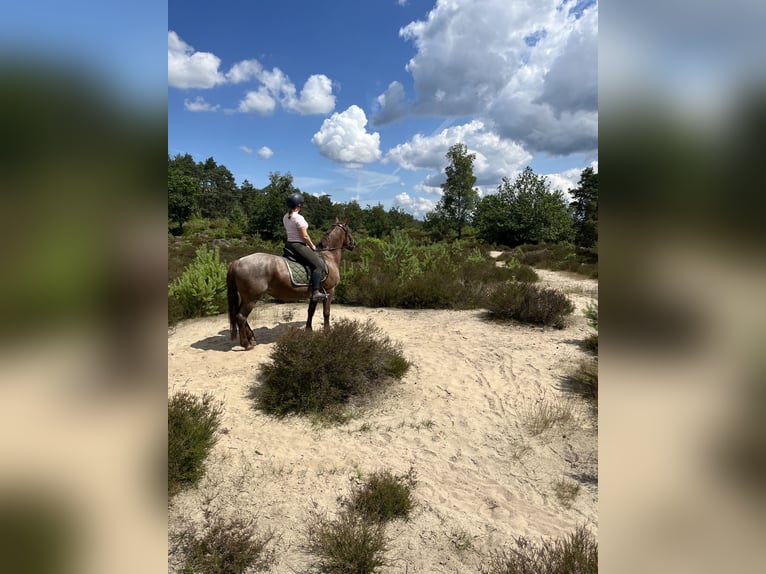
[{"x1": 299, "y1": 227, "x2": 316, "y2": 250}]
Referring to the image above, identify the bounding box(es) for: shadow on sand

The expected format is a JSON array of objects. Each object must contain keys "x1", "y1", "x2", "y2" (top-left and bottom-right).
[{"x1": 190, "y1": 323, "x2": 305, "y2": 351}]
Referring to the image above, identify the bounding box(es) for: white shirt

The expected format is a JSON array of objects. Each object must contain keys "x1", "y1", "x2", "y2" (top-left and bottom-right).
[{"x1": 283, "y1": 212, "x2": 309, "y2": 243}]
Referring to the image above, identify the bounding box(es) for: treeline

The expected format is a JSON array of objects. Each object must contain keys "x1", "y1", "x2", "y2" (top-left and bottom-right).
[
  {"x1": 168, "y1": 154, "x2": 419, "y2": 240},
  {"x1": 168, "y1": 149, "x2": 597, "y2": 249}
]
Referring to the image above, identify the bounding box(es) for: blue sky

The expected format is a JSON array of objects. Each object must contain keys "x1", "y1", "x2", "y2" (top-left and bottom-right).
[{"x1": 169, "y1": 0, "x2": 598, "y2": 218}]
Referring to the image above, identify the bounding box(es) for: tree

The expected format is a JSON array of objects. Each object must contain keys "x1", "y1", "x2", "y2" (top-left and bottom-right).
[
  {"x1": 475, "y1": 166, "x2": 573, "y2": 246},
  {"x1": 246, "y1": 172, "x2": 300, "y2": 239},
  {"x1": 570, "y1": 167, "x2": 598, "y2": 248},
  {"x1": 168, "y1": 162, "x2": 199, "y2": 233},
  {"x1": 433, "y1": 143, "x2": 479, "y2": 239}
]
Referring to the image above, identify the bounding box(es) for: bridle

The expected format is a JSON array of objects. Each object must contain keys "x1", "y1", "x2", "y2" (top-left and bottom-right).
[{"x1": 316, "y1": 223, "x2": 355, "y2": 252}]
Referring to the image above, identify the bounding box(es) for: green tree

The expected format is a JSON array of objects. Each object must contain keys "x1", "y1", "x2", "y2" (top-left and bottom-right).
[
  {"x1": 476, "y1": 167, "x2": 573, "y2": 246},
  {"x1": 168, "y1": 162, "x2": 199, "y2": 233},
  {"x1": 433, "y1": 143, "x2": 479, "y2": 239},
  {"x1": 570, "y1": 166, "x2": 598, "y2": 247},
  {"x1": 247, "y1": 172, "x2": 300, "y2": 239},
  {"x1": 197, "y1": 157, "x2": 238, "y2": 220}
]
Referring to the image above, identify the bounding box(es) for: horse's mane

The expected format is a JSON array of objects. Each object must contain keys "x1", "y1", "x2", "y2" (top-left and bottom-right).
[{"x1": 316, "y1": 223, "x2": 338, "y2": 249}]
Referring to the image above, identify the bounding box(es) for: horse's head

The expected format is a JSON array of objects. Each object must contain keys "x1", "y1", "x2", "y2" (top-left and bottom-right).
[
  {"x1": 337, "y1": 219, "x2": 355, "y2": 251},
  {"x1": 319, "y1": 218, "x2": 355, "y2": 252}
]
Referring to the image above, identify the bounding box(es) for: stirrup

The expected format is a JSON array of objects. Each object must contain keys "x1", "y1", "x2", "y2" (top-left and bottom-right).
[{"x1": 311, "y1": 290, "x2": 327, "y2": 301}]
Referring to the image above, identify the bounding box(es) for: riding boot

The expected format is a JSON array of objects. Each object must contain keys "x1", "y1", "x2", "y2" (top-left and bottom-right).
[{"x1": 310, "y1": 270, "x2": 326, "y2": 301}]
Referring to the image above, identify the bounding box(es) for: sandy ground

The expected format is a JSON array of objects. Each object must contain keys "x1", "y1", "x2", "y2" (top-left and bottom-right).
[{"x1": 168, "y1": 267, "x2": 598, "y2": 573}]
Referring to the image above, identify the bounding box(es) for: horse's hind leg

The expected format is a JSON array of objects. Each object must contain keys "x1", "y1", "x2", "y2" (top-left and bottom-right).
[{"x1": 237, "y1": 299, "x2": 259, "y2": 350}]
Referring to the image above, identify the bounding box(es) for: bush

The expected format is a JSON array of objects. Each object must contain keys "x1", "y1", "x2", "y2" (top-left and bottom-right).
[
  {"x1": 484, "y1": 282, "x2": 575, "y2": 328},
  {"x1": 168, "y1": 391, "x2": 224, "y2": 497},
  {"x1": 253, "y1": 319, "x2": 410, "y2": 418},
  {"x1": 175, "y1": 513, "x2": 274, "y2": 574},
  {"x1": 482, "y1": 525, "x2": 597, "y2": 574},
  {"x1": 345, "y1": 468, "x2": 417, "y2": 522},
  {"x1": 168, "y1": 246, "x2": 228, "y2": 320},
  {"x1": 305, "y1": 508, "x2": 388, "y2": 574}
]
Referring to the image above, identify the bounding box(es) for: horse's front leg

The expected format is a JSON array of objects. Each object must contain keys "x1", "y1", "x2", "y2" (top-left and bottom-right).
[
  {"x1": 306, "y1": 298, "x2": 318, "y2": 331},
  {"x1": 322, "y1": 292, "x2": 333, "y2": 330}
]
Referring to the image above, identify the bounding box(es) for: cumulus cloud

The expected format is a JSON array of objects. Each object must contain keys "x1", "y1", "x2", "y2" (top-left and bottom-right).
[
  {"x1": 169, "y1": 31, "x2": 336, "y2": 115},
  {"x1": 385, "y1": 120, "x2": 532, "y2": 189},
  {"x1": 226, "y1": 59, "x2": 263, "y2": 84},
  {"x1": 374, "y1": 0, "x2": 598, "y2": 155},
  {"x1": 183, "y1": 96, "x2": 220, "y2": 112},
  {"x1": 311, "y1": 105, "x2": 382, "y2": 165},
  {"x1": 168, "y1": 31, "x2": 226, "y2": 89},
  {"x1": 285, "y1": 74, "x2": 336, "y2": 114},
  {"x1": 237, "y1": 88, "x2": 276, "y2": 115},
  {"x1": 257, "y1": 146, "x2": 274, "y2": 159}
]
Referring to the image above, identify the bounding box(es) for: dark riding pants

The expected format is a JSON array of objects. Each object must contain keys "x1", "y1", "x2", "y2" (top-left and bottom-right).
[{"x1": 286, "y1": 242, "x2": 326, "y2": 291}]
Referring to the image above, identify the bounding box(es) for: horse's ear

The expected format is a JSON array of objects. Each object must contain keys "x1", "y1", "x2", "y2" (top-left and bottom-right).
[
  {"x1": 343, "y1": 218, "x2": 349, "y2": 225},
  {"x1": 335, "y1": 216, "x2": 340, "y2": 224}
]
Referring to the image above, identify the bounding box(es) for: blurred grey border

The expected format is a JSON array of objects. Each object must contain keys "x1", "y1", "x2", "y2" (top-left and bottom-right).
[
  {"x1": 601, "y1": 1, "x2": 766, "y2": 572},
  {"x1": 0, "y1": 2, "x2": 168, "y2": 573}
]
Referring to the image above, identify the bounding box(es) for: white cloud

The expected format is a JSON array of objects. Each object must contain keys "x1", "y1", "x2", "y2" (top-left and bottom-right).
[
  {"x1": 169, "y1": 31, "x2": 336, "y2": 115},
  {"x1": 168, "y1": 31, "x2": 225, "y2": 89},
  {"x1": 240, "y1": 146, "x2": 253, "y2": 154},
  {"x1": 385, "y1": 120, "x2": 532, "y2": 188},
  {"x1": 226, "y1": 59, "x2": 263, "y2": 84},
  {"x1": 284, "y1": 74, "x2": 336, "y2": 114},
  {"x1": 183, "y1": 96, "x2": 220, "y2": 112},
  {"x1": 375, "y1": 0, "x2": 598, "y2": 154},
  {"x1": 393, "y1": 192, "x2": 436, "y2": 219},
  {"x1": 257, "y1": 146, "x2": 274, "y2": 159},
  {"x1": 237, "y1": 88, "x2": 276, "y2": 115},
  {"x1": 311, "y1": 105, "x2": 382, "y2": 165}
]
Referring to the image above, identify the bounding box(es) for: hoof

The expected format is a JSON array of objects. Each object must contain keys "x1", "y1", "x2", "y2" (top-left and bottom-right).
[{"x1": 243, "y1": 343, "x2": 254, "y2": 351}]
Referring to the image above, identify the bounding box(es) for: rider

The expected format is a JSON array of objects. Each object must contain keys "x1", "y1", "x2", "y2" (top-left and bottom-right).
[{"x1": 284, "y1": 192, "x2": 327, "y2": 301}]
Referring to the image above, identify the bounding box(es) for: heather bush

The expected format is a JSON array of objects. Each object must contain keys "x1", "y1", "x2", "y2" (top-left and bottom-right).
[
  {"x1": 252, "y1": 319, "x2": 410, "y2": 418},
  {"x1": 305, "y1": 509, "x2": 387, "y2": 574},
  {"x1": 484, "y1": 281, "x2": 575, "y2": 328},
  {"x1": 344, "y1": 468, "x2": 417, "y2": 522},
  {"x1": 168, "y1": 391, "x2": 224, "y2": 497},
  {"x1": 482, "y1": 526, "x2": 597, "y2": 574}
]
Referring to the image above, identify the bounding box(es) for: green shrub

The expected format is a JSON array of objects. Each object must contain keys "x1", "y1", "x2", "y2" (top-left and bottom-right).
[
  {"x1": 305, "y1": 508, "x2": 388, "y2": 574},
  {"x1": 168, "y1": 391, "x2": 224, "y2": 497},
  {"x1": 482, "y1": 525, "x2": 597, "y2": 574},
  {"x1": 345, "y1": 468, "x2": 417, "y2": 522},
  {"x1": 176, "y1": 514, "x2": 274, "y2": 574},
  {"x1": 253, "y1": 319, "x2": 410, "y2": 418},
  {"x1": 484, "y1": 282, "x2": 575, "y2": 328},
  {"x1": 168, "y1": 246, "x2": 228, "y2": 320}
]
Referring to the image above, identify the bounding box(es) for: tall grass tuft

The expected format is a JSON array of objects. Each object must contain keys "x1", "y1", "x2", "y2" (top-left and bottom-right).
[
  {"x1": 253, "y1": 318, "x2": 410, "y2": 418},
  {"x1": 482, "y1": 525, "x2": 597, "y2": 574},
  {"x1": 168, "y1": 391, "x2": 224, "y2": 497},
  {"x1": 484, "y1": 281, "x2": 575, "y2": 328}
]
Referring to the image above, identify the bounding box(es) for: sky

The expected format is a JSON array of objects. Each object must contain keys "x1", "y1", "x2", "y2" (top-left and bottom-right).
[{"x1": 168, "y1": 0, "x2": 598, "y2": 218}]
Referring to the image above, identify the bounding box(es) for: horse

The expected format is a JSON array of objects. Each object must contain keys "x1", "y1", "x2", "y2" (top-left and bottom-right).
[{"x1": 227, "y1": 219, "x2": 356, "y2": 350}]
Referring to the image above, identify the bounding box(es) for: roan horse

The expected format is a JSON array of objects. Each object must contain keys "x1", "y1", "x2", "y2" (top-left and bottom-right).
[{"x1": 227, "y1": 219, "x2": 355, "y2": 350}]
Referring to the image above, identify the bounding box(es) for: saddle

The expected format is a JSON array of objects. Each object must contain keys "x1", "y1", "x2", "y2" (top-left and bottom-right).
[{"x1": 282, "y1": 245, "x2": 328, "y2": 287}]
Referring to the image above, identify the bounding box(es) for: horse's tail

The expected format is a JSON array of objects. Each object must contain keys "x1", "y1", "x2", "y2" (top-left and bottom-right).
[{"x1": 227, "y1": 264, "x2": 239, "y2": 340}]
